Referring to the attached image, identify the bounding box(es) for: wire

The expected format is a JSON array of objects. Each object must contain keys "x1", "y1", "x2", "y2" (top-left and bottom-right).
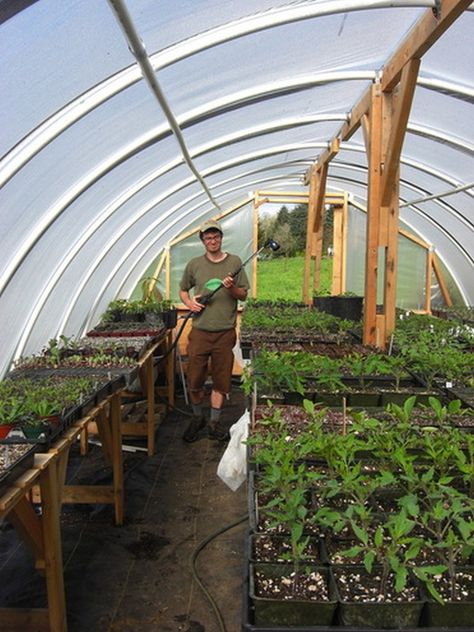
[{"x1": 190, "y1": 513, "x2": 249, "y2": 632}]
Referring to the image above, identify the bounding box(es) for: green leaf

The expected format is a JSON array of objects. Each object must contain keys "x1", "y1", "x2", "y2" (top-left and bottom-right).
[
  {"x1": 364, "y1": 551, "x2": 375, "y2": 573},
  {"x1": 351, "y1": 522, "x2": 369, "y2": 546},
  {"x1": 374, "y1": 525, "x2": 384, "y2": 548},
  {"x1": 395, "y1": 566, "x2": 408, "y2": 593}
]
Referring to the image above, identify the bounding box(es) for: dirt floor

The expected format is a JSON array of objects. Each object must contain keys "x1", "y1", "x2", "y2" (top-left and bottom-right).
[{"x1": 0, "y1": 387, "x2": 249, "y2": 632}]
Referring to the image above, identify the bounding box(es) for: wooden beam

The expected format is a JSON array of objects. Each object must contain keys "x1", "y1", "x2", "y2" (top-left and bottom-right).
[
  {"x1": 341, "y1": 193, "x2": 349, "y2": 293},
  {"x1": 360, "y1": 113, "x2": 370, "y2": 153},
  {"x1": 60, "y1": 485, "x2": 115, "y2": 504},
  {"x1": 341, "y1": 88, "x2": 372, "y2": 141},
  {"x1": 303, "y1": 169, "x2": 319, "y2": 303},
  {"x1": 110, "y1": 391, "x2": 124, "y2": 526},
  {"x1": 39, "y1": 457, "x2": 67, "y2": 632},
  {"x1": 312, "y1": 163, "x2": 329, "y2": 234},
  {"x1": 307, "y1": 138, "x2": 340, "y2": 183},
  {"x1": 252, "y1": 200, "x2": 259, "y2": 297},
  {"x1": 382, "y1": 0, "x2": 471, "y2": 91},
  {"x1": 331, "y1": 204, "x2": 344, "y2": 295},
  {"x1": 383, "y1": 167, "x2": 401, "y2": 339},
  {"x1": 0, "y1": 609, "x2": 49, "y2": 630},
  {"x1": 304, "y1": 0, "x2": 469, "y2": 188},
  {"x1": 311, "y1": 165, "x2": 329, "y2": 295},
  {"x1": 381, "y1": 59, "x2": 420, "y2": 206},
  {"x1": 432, "y1": 253, "x2": 454, "y2": 307},
  {"x1": 425, "y1": 249, "x2": 434, "y2": 312},
  {"x1": 9, "y1": 496, "x2": 44, "y2": 561},
  {"x1": 363, "y1": 83, "x2": 383, "y2": 347}
]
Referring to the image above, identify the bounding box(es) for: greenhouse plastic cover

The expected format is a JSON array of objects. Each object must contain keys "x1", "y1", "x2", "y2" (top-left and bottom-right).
[{"x1": 0, "y1": 0, "x2": 473, "y2": 376}]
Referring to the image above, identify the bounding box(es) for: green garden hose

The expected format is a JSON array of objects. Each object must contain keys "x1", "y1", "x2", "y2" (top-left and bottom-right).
[{"x1": 190, "y1": 513, "x2": 249, "y2": 632}]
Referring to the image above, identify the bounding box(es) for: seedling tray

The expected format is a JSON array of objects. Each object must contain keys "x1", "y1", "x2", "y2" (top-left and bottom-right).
[{"x1": 0, "y1": 443, "x2": 38, "y2": 498}]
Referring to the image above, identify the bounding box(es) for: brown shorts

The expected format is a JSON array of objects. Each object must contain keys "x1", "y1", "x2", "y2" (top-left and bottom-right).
[{"x1": 187, "y1": 328, "x2": 237, "y2": 404}]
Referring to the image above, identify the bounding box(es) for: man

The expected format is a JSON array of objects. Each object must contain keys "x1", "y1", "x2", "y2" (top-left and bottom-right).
[{"x1": 179, "y1": 219, "x2": 250, "y2": 442}]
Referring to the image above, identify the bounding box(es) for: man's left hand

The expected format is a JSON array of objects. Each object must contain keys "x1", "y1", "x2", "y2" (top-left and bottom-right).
[{"x1": 222, "y1": 275, "x2": 234, "y2": 289}]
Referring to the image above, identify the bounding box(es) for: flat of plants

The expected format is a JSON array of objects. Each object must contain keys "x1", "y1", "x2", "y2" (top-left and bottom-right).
[{"x1": 241, "y1": 301, "x2": 474, "y2": 631}]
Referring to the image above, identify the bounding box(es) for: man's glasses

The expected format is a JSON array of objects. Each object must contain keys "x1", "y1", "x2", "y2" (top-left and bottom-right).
[{"x1": 203, "y1": 234, "x2": 222, "y2": 242}]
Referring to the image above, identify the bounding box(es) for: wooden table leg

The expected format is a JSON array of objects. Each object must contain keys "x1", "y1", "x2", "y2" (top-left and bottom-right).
[
  {"x1": 146, "y1": 355, "x2": 155, "y2": 456},
  {"x1": 110, "y1": 392, "x2": 124, "y2": 526},
  {"x1": 165, "y1": 331, "x2": 175, "y2": 407},
  {"x1": 39, "y1": 459, "x2": 67, "y2": 632}
]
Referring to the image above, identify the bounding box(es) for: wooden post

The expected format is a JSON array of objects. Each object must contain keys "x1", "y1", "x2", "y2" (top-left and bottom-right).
[
  {"x1": 146, "y1": 354, "x2": 155, "y2": 456},
  {"x1": 39, "y1": 459, "x2": 67, "y2": 632},
  {"x1": 110, "y1": 392, "x2": 124, "y2": 526},
  {"x1": 303, "y1": 169, "x2": 318, "y2": 303},
  {"x1": 425, "y1": 249, "x2": 433, "y2": 312},
  {"x1": 331, "y1": 204, "x2": 343, "y2": 295},
  {"x1": 251, "y1": 197, "x2": 259, "y2": 298},
  {"x1": 363, "y1": 82, "x2": 383, "y2": 346}
]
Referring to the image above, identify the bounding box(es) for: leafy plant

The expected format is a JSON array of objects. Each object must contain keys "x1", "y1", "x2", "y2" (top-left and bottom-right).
[
  {"x1": 0, "y1": 398, "x2": 26, "y2": 425},
  {"x1": 342, "y1": 509, "x2": 433, "y2": 599}
]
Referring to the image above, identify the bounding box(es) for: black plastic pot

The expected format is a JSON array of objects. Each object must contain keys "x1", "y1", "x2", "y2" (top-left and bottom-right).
[
  {"x1": 313, "y1": 296, "x2": 364, "y2": 321},
  {"x1": 420, "y1": 567, "x2": 474, "y2": 627},
  {"x1": 333, "y1": 565, "x2": 424, "y2": 629},
  {"x1": 161, "y1": 308, "x2": 177, "y2": 329},
  {"x1": 250, "y1": 562, "x2": 337, "y2": 627},
  {"x1": 379, "y1": 388, "x2": 440, "y2": 407},
  {"x1": 422, "y1": 599, "x2": 474, "y2": 627},
  {"x1": 347, "y1": 391, "x2": 381, "y2": 407}
]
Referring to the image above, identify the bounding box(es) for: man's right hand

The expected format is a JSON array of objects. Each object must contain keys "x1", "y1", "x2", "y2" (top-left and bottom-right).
[{"x1": 189, "y1": 294, "x2": 205, "y2": 312}]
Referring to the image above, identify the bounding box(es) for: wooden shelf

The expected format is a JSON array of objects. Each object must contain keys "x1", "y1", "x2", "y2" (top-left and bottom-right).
[{"x1": 120, "y1": 332, "x2": 175, "y2": 455}]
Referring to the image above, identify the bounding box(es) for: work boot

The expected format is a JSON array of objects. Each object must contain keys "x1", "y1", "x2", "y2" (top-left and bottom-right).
[
  {"x1": 207, "y1": 420, "x2": 230, "y2": 442},
  {"x1": 182, "y1": 415, "x2": 206, "y2": 442}
]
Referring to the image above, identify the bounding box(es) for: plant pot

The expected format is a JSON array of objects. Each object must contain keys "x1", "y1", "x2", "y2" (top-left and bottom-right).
[
  {"x1": 161, "y1": 308, "x2": 177, "y2": 329},
  {"x1": 333, "y1": 565, "x2": 424, "y2": 629},
  {"x1": 313, "y1": 392, "x2": 346, "y2": 407},
  {"x1": 313, "y1": 296, "x2": 363, "y2": 321},
  {"x1": 380, "y1": 387, "x2": 439, "y2": 406},
  {"x1": 0, "y1": 423, "x2": 15, "y2": 439},
  {"x1": 22, "y1": 421, "x2": 51, "y2": 440},
  {"x1": 348, "y1": 391, "x2": 381, "y2": 407},
  {"x1": 144, "y1": 310, "x2": 162, "y2": 326},
  {"x1": 250, "y1": 562, "x2": 337, "y2": 626},
  {"x1": 420, "y1": 567, "x2": 474, "y2": 627}
]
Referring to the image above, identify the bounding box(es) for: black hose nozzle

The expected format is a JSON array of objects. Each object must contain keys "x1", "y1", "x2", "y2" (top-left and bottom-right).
[{"x1": 264, "y1": 238, "x2": 280, "y2": 252}]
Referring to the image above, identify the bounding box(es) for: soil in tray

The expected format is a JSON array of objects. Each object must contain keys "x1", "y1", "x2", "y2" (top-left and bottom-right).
[
  {"x1": 253, "y1": 404, "x2": 355, "y2": 437},
  {"x1": 251, "y1": 533, "x2": 322, "y2": 564},
  {"x1": 428, "y1": 569, "x2": 474, "y2": 602},
  {"x1": 0, "y1": 444, "x2": 37, "y2": 496},
  {"x1": 253, "y1": 565, "x2": 330, "y2": 601},
  {"x1": 333, "y1": 567, "x2": 419, "y2": 603}
]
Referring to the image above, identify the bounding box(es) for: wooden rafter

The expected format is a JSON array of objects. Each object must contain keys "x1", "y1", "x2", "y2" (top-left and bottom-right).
[
  {"x1": 381, "y1": 59, "x2": 420, "y2": 206},
  {"x1": 305, "y1": 0, "x2": 470, "y2": 176},
  {"x1": 382, "y1": 0, "x2": 472, "y2": 91},
  {"x1": 432, "y1": 254, "x2": 454, "y2": 307}
]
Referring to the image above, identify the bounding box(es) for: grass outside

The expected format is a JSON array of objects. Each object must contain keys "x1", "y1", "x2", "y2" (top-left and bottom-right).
[{"x1": 255, "y1": 255, "x2": 332, "y2": 302}]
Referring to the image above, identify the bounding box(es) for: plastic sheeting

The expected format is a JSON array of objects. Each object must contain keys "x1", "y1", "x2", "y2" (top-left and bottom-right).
[{"x1": 0, "y1": 1, "x2": 473, "y2": 376}]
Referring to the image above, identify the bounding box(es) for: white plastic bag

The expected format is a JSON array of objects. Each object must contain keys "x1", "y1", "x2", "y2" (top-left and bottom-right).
[{"x1": 217, "y1": 409, "x2": 249, "y2": 491}]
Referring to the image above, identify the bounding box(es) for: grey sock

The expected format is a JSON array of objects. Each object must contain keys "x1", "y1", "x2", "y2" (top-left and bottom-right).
[
  {"x1": 210, "y1": 407, "x2": 222, "y2": 423},
  {"x1": 192, "y1": 404, "x2": 203, "y2": 417}
]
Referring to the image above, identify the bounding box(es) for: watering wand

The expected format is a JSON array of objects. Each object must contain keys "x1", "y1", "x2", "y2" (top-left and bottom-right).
[{"x1": 195, "y1": 238, "x2": 281, "y2": 309}]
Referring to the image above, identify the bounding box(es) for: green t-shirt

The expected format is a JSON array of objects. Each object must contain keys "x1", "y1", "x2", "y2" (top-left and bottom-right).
[{"x1": 180, "y1": 253, "x2": 250, "y2": 331}]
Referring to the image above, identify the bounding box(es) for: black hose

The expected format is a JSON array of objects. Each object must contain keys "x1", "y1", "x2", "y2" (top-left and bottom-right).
[{"x1": 190, "y1": 513, "x2": 249, "y2": 632}]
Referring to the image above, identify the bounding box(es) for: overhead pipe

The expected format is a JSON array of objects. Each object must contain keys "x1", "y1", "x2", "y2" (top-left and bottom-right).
[{"x1": 107, "y1": 0, "x2": 221, "y2": 211}]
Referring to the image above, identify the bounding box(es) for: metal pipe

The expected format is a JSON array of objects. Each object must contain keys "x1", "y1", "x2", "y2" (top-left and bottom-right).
[{"x1": 107, "y1": 0, "x2": 221, "y2": 211}]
